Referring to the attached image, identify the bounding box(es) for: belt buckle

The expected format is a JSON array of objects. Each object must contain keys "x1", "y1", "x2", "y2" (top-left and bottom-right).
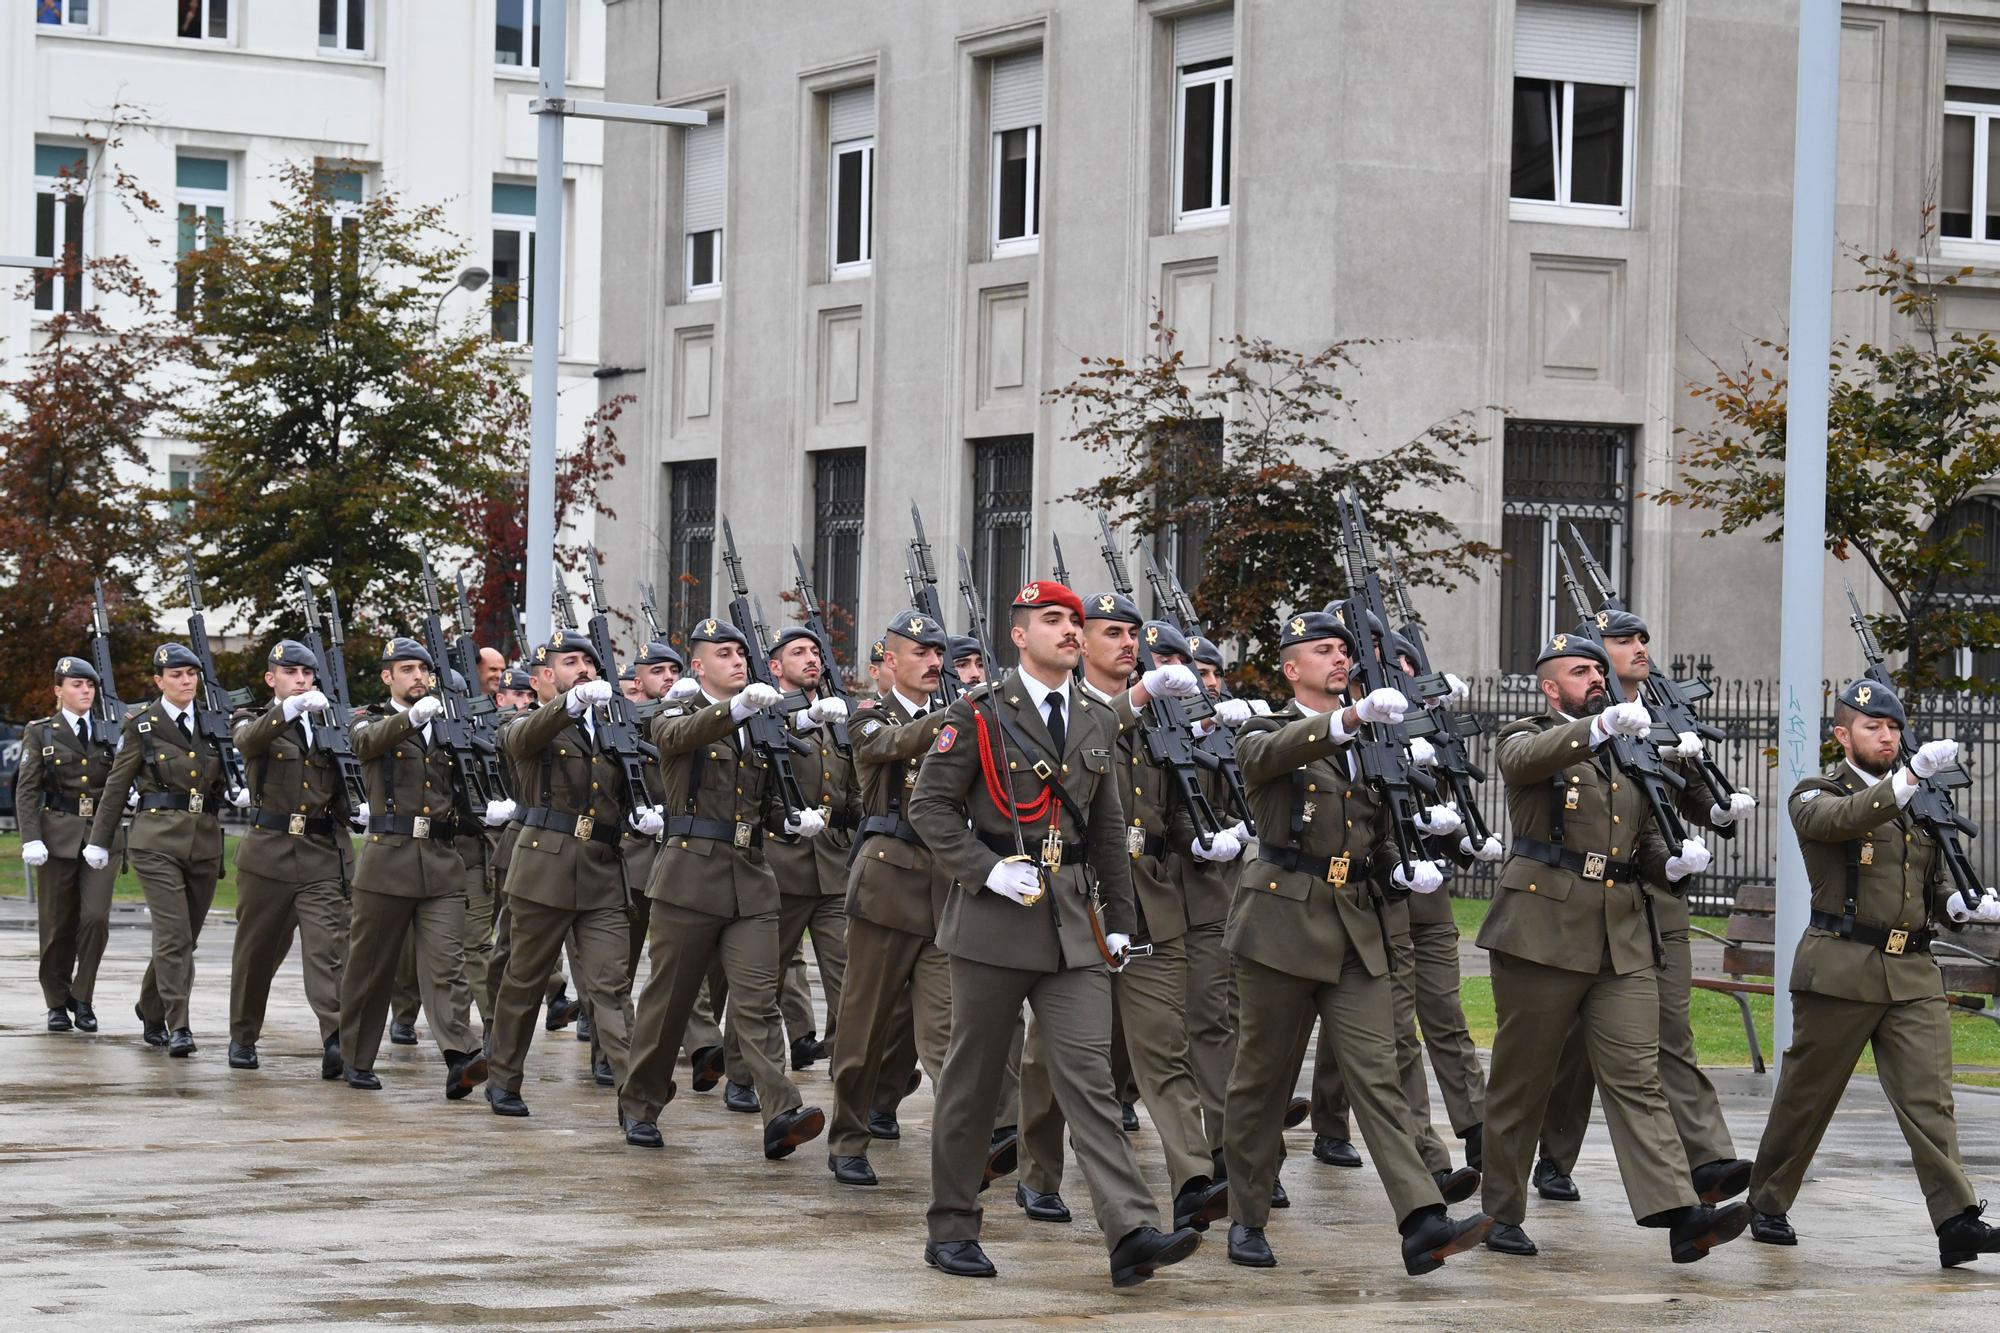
[
  {"x1": 287, "y1": 813, "x2": 306, "y2": 836},
  {"x1": 575, "y1": 815, "x2": 595, "y2": 841},
  {"x1": 1126, "y1": 826, "x2": 1148, "y2": 858},
  {"x1": 1582, "y1": 852, "x2": 1607, "y2": 881},
  {"x1": 1327, "y1": 854, "x2": 1350, "y2": 887},
  {"x1": 1886, "y1": 929, "x2": 1909, "y2": 956},
  {"x1": 78, "y1": 795, "x2": 94, "y2": 819},
  {"x1": 188, "y1": 792, "x2": 205, "y2": 815},
  {"x1": 733, "y1": 821, "x2": 753, "y2": 849},
  {"x1": 412, "y1": 815, "x2": 431, "y2": 840}
]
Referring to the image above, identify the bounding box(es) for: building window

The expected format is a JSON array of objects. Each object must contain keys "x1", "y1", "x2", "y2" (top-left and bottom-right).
[
  {"x1": 496, "y1": 0, "x2": 541, "y2": 71},
  {"x1": 176, "y1": 156, "x2": 230, "y2": 318},
  {"x1": 168, "y1": 454, "x2": 203, "y2": 523},
  {"x1": 36, "y1": 1, "x2": 90, "y2": 29},
  {"x1": 178, "y1": 0, "x2": 231, "y2": 41},
  {"x1": 813, "y1": 450, "x2": 867, "y2": 634},
  {"x1": 319, "y1": 0, "x2": 367, "y2": 55},
  {"x1": 1152, "y1": 418, "x2": 1222, "y2": 609},
  {"x1": 1173, "y1": 9, "x2": 1233, "y2": 230},
  {"x1": 990, "y1": 50, "x2": 1044, "y2": 257},
  {"x1": 492, "y1": 181, "x2": 537, "y2": 344},
  {"x1": 1941, "y1": 46, "x2": 2000, "y2": 251},
  {"x1": 313, "y1": 165, "x2": 364, "y2": 316},
  {"x1": 1510, "y1": 1, "x2": 1638, "y2": 227},
  {"x1": 971, "y1": 436, "x2": 1034, "y2": 667},
  {"x1": 1932, "y1": 495, "x2": 2000, "y2": 679},
  {"x1": 1498, "y1": 420, "x2": 1633, "y2": 675},
  {"x1": 683, "y1": 118, "x2": 725, "y2": 298},
  {"x1": 32, "y1": 144, "x2": 87, "y2": 315},
  {"x1": 669, "y1": 460, "x2": 717, "y2": 639},
  {"x1": 828, "y1": 85, "x2": 875, "y2": 275}
]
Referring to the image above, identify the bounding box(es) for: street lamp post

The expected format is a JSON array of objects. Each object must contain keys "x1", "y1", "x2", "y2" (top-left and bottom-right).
[{"x1": 430, "y1": 265, "x2": 490, "y2": 331}]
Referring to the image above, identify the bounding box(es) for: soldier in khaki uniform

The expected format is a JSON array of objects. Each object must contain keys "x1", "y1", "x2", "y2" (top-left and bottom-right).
[
  {"x1": 910, "y1": 579, "x2": 1203, "y2": 1289},
  {"x1": 486, "y1": 665, "x2": 574, "y2": 1036},
  {"x1": 1014, "y1": 600, "x2": 1230, "y2": 1234},
  {"x1": 19, "y1": 656, "x2": 122, "y2": 1034},
  {"x1": 1222, "y1": 610, "x2": 1486, "y2": 1274},
  {"x1": 1748, "y1": 678, "x2": 2000, "y2": 1266},
  {"x1": 949, "y1": 636, "x2": 987, "y2": 687},
  {"x1": 226, "y1": 639, "x2": 354, "y2": 1078},
  {"x1": 1179, "y1": 634, "x2": 1241, "y2": 1158},
  {"x1": 336, "y1": 637, "x2": 487, "y2": 1100},
  {"x1": 617, "y1": 618, "x2": 826, "y2": 1158},
  {"x1": 89, "y1": 642, "x2": 242, "y2": 1057},
  {"x1": 486, "y1": 630, "x2": 645, "y2": 1122},
  {"x1": 1477, "y1": 632, "x2": 1749, "y2": 1263}
]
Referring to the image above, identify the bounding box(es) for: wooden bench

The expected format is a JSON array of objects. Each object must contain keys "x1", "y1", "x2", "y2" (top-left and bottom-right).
[{"x1": 1694, "y1": 882, "x2": 2000, "y2": 1073}]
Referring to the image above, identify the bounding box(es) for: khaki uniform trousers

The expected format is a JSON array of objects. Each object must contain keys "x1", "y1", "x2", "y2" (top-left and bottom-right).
[
  {"x1": 229, "y1": 866, "x2": 348, "y2": 1046},
  {"x1": 36, "y1": 852, "x2": 117, "y2": 1009},
  {"x1": 131, "y1": 847, "x2": 221, "y2": 1032},
  {"x1": 489, "y1": 897, "x2": 636, "y2": 1096},
  {"x1": 340, "y1": 889, "x2": 476, "y2": 1073}
]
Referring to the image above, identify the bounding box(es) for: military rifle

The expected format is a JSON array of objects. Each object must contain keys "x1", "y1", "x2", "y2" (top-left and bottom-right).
[
  {"x1": 579, "y1": 551, "x2": 662, "y2": 814},
  {"x1": 905, "y1": 502, "x2": 966, "y2": 706},
  {"x1": 955, "y1": 545, "x2": 992, "y2": 660},
  {"x1": 792, "y1": 546, "x2": 855, "y2": 751},
  {"x1": 297, "y1": 572, "x2": 366, "y2": 812},
  {"x1": 324, "y1": 587, "x2": 354, "y2": 716},
  {"x1": 87, "y1": 579, "x2": 129, "y2": 729},
  {"x1": 1141, "y1": 544, "x2": 1253, "y2": 830},
  {"x1": 1381, "y1": 560, "x2": 1493, "y2": 850},
  {"x1": 1845, "y1": 583, "x2": 1986, "y2": 906},
  {"x1": 509, "y1": 605, "x2": 531, "y2": 666},
  {"x1": 417, "y1": 550, "x2": 495, "y2": 820},
  {"x1": 182, "y1": 556, "x2": 250, "y2": 792},
  {"x1": 720, "y1": 518, "x2": 811, "y2": 816},
  {"x1": 754, "y1": 593, "x2": 814, "y2": 719},
  {"x1": 1049, "y1": 535, "x2": 1083, "y2": 684},
  {"x1": 451, "y1": 573, "x2": 485, "y2": 697}
]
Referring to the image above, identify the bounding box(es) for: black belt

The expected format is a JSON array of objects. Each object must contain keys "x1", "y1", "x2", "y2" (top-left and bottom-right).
[
  {"x1": 1128, "y1": 828, "x2": 1168, "y2": 859},
  {"x1": 40, "y1": 792, "x2": 96, "y2": 817},
  {"x1": 860, "y1": 814, "x2": 925, "y2": 847},
  {"x1": 248, "y1": 808, "x2": 335, "y2": 838},
  {"x1": 366, "y1": 813, "x2": 458, "y2": 840},
  {"x1": 665, "y1": 814, "x2": 764, "y2": 849},
  {"x1": 1809, "y1": 909, "x2": 1934, "y2": 956},
  {"x1": 521, "y1": 806, "x2": 623, "y2": 847},
  {"x1": 138, "y1": 791, "x2": 215, "y2": 814},
  {"x1": 827, "y1": 810, "x2": 859, "y2": 833},
  {"x1": 1511, "y1": 837, "x2": 1639, "y2": 884},
  {"x1": 1257, "y1": 844, "x2": 1371, "y2": 885}
]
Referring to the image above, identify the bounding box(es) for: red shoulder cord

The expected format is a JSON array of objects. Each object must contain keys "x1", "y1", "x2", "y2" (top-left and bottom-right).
[{"x1": 972, "y1": 704, "x2": 1052, "y2": 823}]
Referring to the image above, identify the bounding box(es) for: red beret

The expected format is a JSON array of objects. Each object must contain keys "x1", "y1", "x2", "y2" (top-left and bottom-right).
[{"x1": 1012, "y1": 580, "x2": 1085, "y2": 619}]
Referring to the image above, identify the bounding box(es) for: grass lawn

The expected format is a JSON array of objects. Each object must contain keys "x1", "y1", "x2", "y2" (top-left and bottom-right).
[
  {"x1": 1448, "y1": 895, "x2": 2000, "y2": 1088},
  {"x1": 0, "y1": 830, "x2": 242, "y2": 916}
]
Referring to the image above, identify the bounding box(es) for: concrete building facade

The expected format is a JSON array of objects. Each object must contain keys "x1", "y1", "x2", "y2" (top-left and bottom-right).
[{"x1": 586, "y1": 0, "x2": 1987, "y2": 681}]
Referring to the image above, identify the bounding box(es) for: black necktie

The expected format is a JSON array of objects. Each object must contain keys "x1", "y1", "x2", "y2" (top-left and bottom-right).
[
  {"x1": 1044, "y1": 693, "x2": 1066, "y2": 757},
  {"x1": 177, "y1": 712, "x2": 193, "y2": 742},
  {"x1": 78, "y1": 718, "x2": 91, "y2": 748}
]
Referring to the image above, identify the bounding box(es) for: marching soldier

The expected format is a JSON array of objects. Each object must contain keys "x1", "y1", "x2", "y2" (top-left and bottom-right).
[
  {"x1": 19, "y1": 656, "x2": 122, "y2": 1034},
  {"x1": 1222, "y1": 611, "x2": 1488, "y2": 1274},
  {"x1": 1477, "y1": 632, "x2": 1747, "y2": 1262},
  {"x1": 485, "y1": 631, "x2": 644, "y2": 1121},
  {"x1": 1179, "y1": 632, "x2": 1240, "y2": 1157},
  {"x1": 336, "y1": 637, "x2": 487, "y2": 1100},
  {"x1": 1747, "y1": 679, "x2": 2000, "y2": 1266},
  {"x1": 950, "y1": 636, "x2": 988, "y2": 687},
  {"x1": 88, "y1": 642, "x2": 243, "y2": 1057},
  {"x1": 226, "y1": 640, "x2": 353, "y2": 1077},
  {"x1": 909, "y1": 579, "x2": 1204, "y2": 1288},
  {"x1": 486, "y1": 664, "x2": 575, "y2": 1042},
  {"x1": 617, "y1": 617, "x2": 827, "y2": 1158}
]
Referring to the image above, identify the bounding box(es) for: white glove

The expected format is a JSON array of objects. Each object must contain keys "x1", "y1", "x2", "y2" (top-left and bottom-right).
[
  {"x1": 1912, "y1": 738, "x2": 1961, "y2": 780},
  {"x1": 1392, "y1": 860, "x2": 1445, "y2": 895},
  {"x1": 808, "y1": 696, "x2": 848, "y2": 724},
  {"x1": 1665, "y1": 837, "x2": 1712, "y2": 882},
  {"x1": 1460, "y1": 833, "x2": 1505, "y2": 863},
  {"x1": 1973, "y1": 895, "x2": 2000, "y2": 925},
  {"x1": 126, "y1": 787, "x2": 140, "y2": 810},
  {"x1": 482, "y1": 797, "x2": 517, "y2": 828},
  {"x1": 21, "y1": 840, "x2": 49, "y2": 867},
  {"x1": 1591, "y1": 700, "x2": 1652, "y2": 744},
  {"x1": 1353, "y1": 688, "x2": 1409, "y2": 726},
  {"x1": 1213, "y1": 697, "x2": 1252, "y2": 726},
  {"x1": 730, "y1": 682, "x2": 782, "y2": 721},
  {"x1": 351, "y1": 800, "x2": 371, "y2": 830},
  {"x1": 1658, "y1": 730, "x2": 1702, "y2": 761},
  {"x1": 984, "y1": 858, "x2": 1042, "y2": 905},
  {"x1": 227, "y1": 786, "x2": 252, "y2": 809},
  {"x1": 784, "y1": 807, "x2": 827, "y2": 838},
  {"x1": 407, "y1": 694, "x2": 443, "y2": 726},
  {"x1": 283, "y1": 689, "x2": 330, "y2": 722},
  {"x1": 629, "y1": 805, "x2": 664, "y2": 836},
  {"x1": 790, "y1": 708, "x2": 820, "y2": 734},
  {"x1": 1192, "y1": 828, "x2": 1244, "y2": 863},
  {"x1": 1443, "y1": 672, "x2": 1470, "y2": 703},
  {"x1": 1104, "y1": 932, "x2": 1132, "y2": 960},
  {"x1": 666, "y1": 675, "x2": 702, "y2": 700},
  {"x1": 83, "y1": 844, "x2": 111, "y2": 870},
  {"x1": 1141, "y1": 664, "x2": 1201, "y2": 700},
  {"x1": 565, "y1": 678, "x2": 613, "y2": 716},
  {"x1": 1708, "y1": 791, "x2": 1757, "y2": 827},
  {"x1": 1407, "y1": 736, "x2": 1437, "y2": 768},
  {"x1": 1414, "y1": 803, "x2": 1463, "y2": 838},
  {"x1": 1248, "y1": 700, "x2": 1273, "y2": 716}
]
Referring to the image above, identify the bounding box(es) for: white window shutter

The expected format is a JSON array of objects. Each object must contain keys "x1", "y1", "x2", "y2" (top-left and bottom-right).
[
  {"x1": 829, "y1": 85, "x2": 876, "y2": 143},
  {"x1": 683, "y1": 120, "x2": 725, "y2": 233},
  {"x1": 990, "y1": 50, "x2": 1044, "y2": 132},
  {"x1": 1514, "y1": 1, "x2": 1640, "y2": 87},
  {"x1": 1947, "y1": 44, "x2": 2000, "y2": 91},
  {"x1": 1175, "y1": 8, "x2": 1233, "y2": 68}
]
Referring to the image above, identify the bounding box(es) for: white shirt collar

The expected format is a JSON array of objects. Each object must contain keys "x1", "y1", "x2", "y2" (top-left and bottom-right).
[
  {"x1": 1017, "y1": 668, "x2": 1070, "y2": 716},
  {"x1": 1079, "y1": 677, "x2": 1117, "y2": 705},
  {"x1": 1845, "y1": 759, "x2": 1889, "y2": 788},
  {"x1": 160, "y1": 699, "x2": 190, "y2": 725},
  {"x1": 891, "y1": 687, "x2": 930, "y2": 718},
  {"x1": 1294, "y1": 697, "x2": 1325, "y2": 718},
  {"x1": 61, "y1": 707, "x2": 89, "y2": 730}
]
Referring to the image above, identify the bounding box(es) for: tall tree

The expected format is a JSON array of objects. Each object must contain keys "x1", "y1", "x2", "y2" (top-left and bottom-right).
[{"x1": 1049, "y1": 316, "x2": 1497, "y2": 692}]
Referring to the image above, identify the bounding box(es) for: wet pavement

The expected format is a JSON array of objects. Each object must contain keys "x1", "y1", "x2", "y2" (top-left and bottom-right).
[{"x1": 3, "y1": 915, "x2": 2000, "y2": 1330}]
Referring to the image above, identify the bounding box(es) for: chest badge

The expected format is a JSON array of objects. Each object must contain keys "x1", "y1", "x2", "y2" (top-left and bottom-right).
[
  {"x1": 1564, "y1": 786, "x2": 1581, "y2": 811},
  {"x1": 1860, "y1": 842, "x2": 1875, "y2": 865},
  {"x1": 1301, "y1": 800, "x2": 1317, "y2": 825}
]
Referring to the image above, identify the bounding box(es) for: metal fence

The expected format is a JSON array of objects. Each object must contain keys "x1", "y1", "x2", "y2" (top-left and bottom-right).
[{"x1": 1446, "y1": 670, "x2": 2000, "y2": 916}]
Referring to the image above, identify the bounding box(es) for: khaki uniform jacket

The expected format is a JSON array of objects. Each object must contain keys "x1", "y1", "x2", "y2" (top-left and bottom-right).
[
  {"x1": 91, "y1": 699, "x2": 225, "y2": 862},
  {"x1": 767, "y1": 713, "x2": 859, "y2": 899},
  {"x1": 1228, "y1": 700, "x2": 1394, "y2": 986},
  {"x1": 1476, "y1": 713, "x2": 1672, "y2": 976},
  {"x1": 1788, "y1": 763, "x2": 1954, "y2": 1004},
  {"x1": 18, "y1": 713, "x2": 119, "y2": 858},
  {"x1": 499, "y1": 701, "x2": 631, "y2": 912},
  {"x1": 350, "y1": 704, "x2": 466, "y2": 899},
  {"x1": 846, "y1": 692, "x2": 952, "y2": 936},
  {"x1": 233, "y1": 702, "x2": 355, "y2": 882},
  {"x1": 491, "y1": 702, "x2": 534, "y2": 884},
  {"x1": 1086, "y1": 681, "x2": 1194, "y2": 945},
  {"x1": 647, "y1": 694, "x2": 785, "y2": 918},
  {"x1": 909, "y1": 672, "x2": 1137, "y2": 973}
]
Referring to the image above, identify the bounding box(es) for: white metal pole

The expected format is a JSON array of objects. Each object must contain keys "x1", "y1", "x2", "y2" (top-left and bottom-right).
[
  {"x1": 525, "y1": 0, "x2": 569, "y2": 645},
  {"x1": 1774, "y1": 0, "x2": 1841, "y2": 1061}
]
